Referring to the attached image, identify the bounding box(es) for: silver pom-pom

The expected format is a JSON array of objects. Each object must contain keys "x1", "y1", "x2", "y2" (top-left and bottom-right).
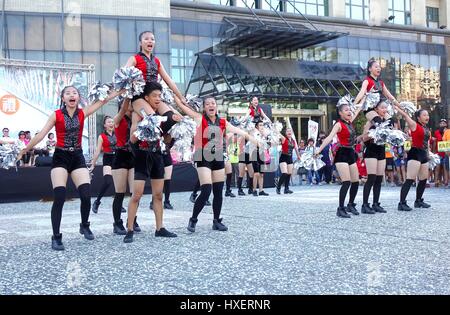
[
  {"x1": 399, "y1": 101, "x2": 416, "y2": 118},
  {"x1": 134, "y1": 113, "x2": 167, "y2": 142},
  {"x1": 229, "y1": 117, "x2": 240, "y2": 127},
  {"x1": 88, "y1": 81, "x2": 112, "y2": 103},
  {"x1": 428, "y1": 152, "x2": 441, "y2": 170},
  {"x1": 112, "y1": 67, "x2": 145, "y2": 99},
  {"x1": 0, "y1": 141, "x2": 23, "y2": 170},
  {"x1": 337, "y1": 94, "x2": 357, "y2": 113},
  {"x1": 161, "y1": 87, "x2": 174, "y2": 105},
  {"x1": 362, "y1": 92, "x2": 380, "y2": 111},
  {"x1": 186, "y1": 94, "x2": 203, "y2": 112},
  {"x1": 368, "y1": 121, "x2": 407, "y2": 146},
  {"x1": 239, "y1": 116, "x2": 255, "y2": 132},
  {"x1": 169, "y1": 116, "x2": 197, "y2": 162},
  {"x1": 386, "y1": 130, "x2": 407, "y2": 147},
  {"x1": 299, "y1": 151, "x2": 325, "y2": 171}
]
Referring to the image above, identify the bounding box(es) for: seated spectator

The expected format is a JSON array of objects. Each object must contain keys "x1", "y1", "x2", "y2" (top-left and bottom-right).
[{"x1": 46, "y1": 132, "x2": 56, "y2": 156}]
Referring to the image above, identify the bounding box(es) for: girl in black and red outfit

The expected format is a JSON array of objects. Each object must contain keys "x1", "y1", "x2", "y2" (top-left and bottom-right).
[
  {"x1": 90, "y1": 116, "x2": 116, "y2": 213},
  {"x1": 124, "y1": 31, "x2": 186, "y2": 116},
  {"x1": 18, "y1": 86, "x2": 122, "y2": 250},
  {"x1": 396, "y1": 106, "x2": 432, "y2": 211},
  {"x1": 276, "y1": 128, "x2": 301, "y2": 194},
  {"x1": 316, "y1": 101, "x2": 363, "y2": 218},
  {"x1": 175, "y1": 96, "x2": 257, "y2": 233},
  {"x1": 360, "y1": 100, "x2": 392, "y2": 214},
  {"x1": 124, "y1": 82, "x2": 178, "y2": 243},
  {"x1": 354, "y1": 59, "x2": 399, "y2": 125}
]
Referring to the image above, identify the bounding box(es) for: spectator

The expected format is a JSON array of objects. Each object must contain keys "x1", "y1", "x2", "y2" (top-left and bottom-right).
[
  {"x1": 385, "y1": 144, "x2": 395, "y2": 187},
  {"x1": 296, "y1": 139, "x2": 307, "y2": 185},
  {"x1": 393, "y1": 145, "x2": 406, "y2": 185},
  {"x1": 316, "y1": 131, "x2": 332, "y2": 184},
  {"x1": 227, "y1": 134, "x2": 240, "y2": 187},
  {"x1": 18, "y1": 131, "x2": 32, "y2": 166},
  {"x1": 434, "y1": 119, "x2": 448, "y2": 187},
  {"x1": 2, "y1": 127, "x2": 10, "y2": 139},
  {"x1": 46, "y1": 132, "x2": 56, "y2": 156},
  {"x1": 306, "y1": 138, "x2": 320, "y2": 185},
  {"x1": 355, "y1": 143, "x2": 367, "y2": 184}
]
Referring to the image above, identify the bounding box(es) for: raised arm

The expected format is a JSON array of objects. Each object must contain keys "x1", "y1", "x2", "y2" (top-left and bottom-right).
[
  {"x1": 225, "y1": 122, "x2": 258, "y2": 146},
  {"x1": 84, "y1": 89, "x2": 124, "y2": 117},
  {"x1": 114, "y1": 98, "x2": 130, "y2": 128},
  {"x1": 354, "y1": 80, "x2": 369, "y2": 105},
  {"x1": 316, "y1": 123, "x2": 341, "y2": 155},
  {"x1": 129, "y1": 111, "x2": 141, "y2": 144},
  {"x1": 394, "y1": 104, "x2": 417, "y2": 131},
  {"x1": 89, "y1": 135, "x2": 103, "y2": 171},
  {"x1": 361, "y1": 121, "x2": 372, "y2": 142},
  {"x1": 18, "y1": 113, "x2": 56, "y2": 160},
  {"x1": 159, "y1": 63, "x2": 185, "y2": 103},
  {"x1": 260, "y1": 108, "x2": 272, "y2": 122},
  {"x1": 125, "y1": 56, "x2": 136, "y2": 68},
  {"x1": 173, "y1": 95, "x2": 202, "y2": 123},
  {"x1": 382, "y1": 84, "x2": 399, "y2": 105}
]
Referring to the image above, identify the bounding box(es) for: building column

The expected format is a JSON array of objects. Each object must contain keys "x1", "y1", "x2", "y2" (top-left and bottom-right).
[
  {"x1": 440, "y1": 0, "x2": 450, "y2": 28},
  {"x1": 368, "y1": 0, "x2": 389, "y2": 26},
  {"x1": 328, "y1": 0, "x2": 346, "y2": 18},
  {"x1": 411, "y1": 0, "x2": 427, "y2": 27}
]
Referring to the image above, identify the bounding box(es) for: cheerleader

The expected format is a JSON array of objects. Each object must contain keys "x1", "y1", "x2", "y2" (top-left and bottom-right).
[
  {"x1": 354, "y1": 58, "x2": 399, "y2": 125},
  {"x1": 250, "y1": 120, "x2": 269, "y2": 196},
  {"x1": 360, "y1": 100, "x2": 391, "y2": 214},
  {"x1": 124, "y1": 82, "x2": 177, "y2": 243},
  {"x1": 175, "y1": 96, "x2": 257, "y2": 232},
  {"x1": 316, "y1": 101, "x2": 363, "y2": 218},
  {"x1": 396, "y1": 105, "x2": 432, "y2": 211},
  {"x1": 189, "y1": 179, "x2": 212, "y2": 205},
  {"x1": 237, "y1": 134, "x2": 255, "y2": 196},
  {"x1": 276, "y1": 128, "x2": 301, "y2": 194},
  {"x1": 110, "y1": 98, "x2": 139, "y2": 235},
  {"x1": 17, "y1": 86, "x2": 122, "y2": 250},
  {"x1": 90, "y1": 116, "x2": 116, "y2": 213},
  {"x1": 242, "y1": 96, "x2": 271, "y2": 122},
  {"x1": 125, "y1": 31, "x2": 186, "y2": 116}
]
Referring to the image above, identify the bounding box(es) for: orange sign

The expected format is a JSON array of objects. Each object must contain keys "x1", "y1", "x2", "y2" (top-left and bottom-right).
[{"x1": 0, "y1": 95, "x2": 20, "y2": 115}]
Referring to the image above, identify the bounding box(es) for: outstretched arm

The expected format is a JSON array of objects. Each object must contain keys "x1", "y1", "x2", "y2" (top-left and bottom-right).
[
  {"x1": 159, "y1": 63, "x2": 186, "y2": 103},
  {"x1": 382, "y1": 84, "x2": 399, "y2": 105},
  {"x1": 316, "y1": 123, "x2": 341, "y2": 155},
  {"x1": 114, "y1": 98, "x2": 130, "y2": 128},
  {"x1": 395, "y1": 104, "x2": 417, "y2": 131},
  {"x1": 89, "y1": 135, "x2": 103, "y2": 171},
  {"x1": 173, "y1": 95, "x2": 202, "y2": 123},
  {"x1": 18, "y1": 113, "x2": 56, "y2": 160},
  {"x1": 354, "y1": 80, "x2": 369, "y2": 105},
  {"x1": 84, "y1": 89, "x2": 124, "y2": 117}
]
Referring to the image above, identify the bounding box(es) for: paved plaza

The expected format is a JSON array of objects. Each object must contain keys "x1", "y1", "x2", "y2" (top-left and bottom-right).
[{"x1": 0, "y1": 184, "x2": 449, "y2": 295}]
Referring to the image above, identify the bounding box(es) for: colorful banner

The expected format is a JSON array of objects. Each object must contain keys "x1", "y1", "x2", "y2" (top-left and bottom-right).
[
  {"x1": 308, "y1": 120, "x2": 319, "y2": 143},
  {"x1": 404, "y1": 140, "x2": 411, "y2": 151},
  {"x1": 438, "y1": 141, "x2": 450, "y2": 152}
]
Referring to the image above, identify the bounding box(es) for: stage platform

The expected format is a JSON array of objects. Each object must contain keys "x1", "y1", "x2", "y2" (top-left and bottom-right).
[{"x1": 0, "y1": 163, "x2": 275, "y2": 203}]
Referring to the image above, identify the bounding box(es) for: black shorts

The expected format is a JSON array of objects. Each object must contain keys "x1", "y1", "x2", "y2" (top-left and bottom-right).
[
  {"x1": 364, "y1": 143, "x2": 385, "y2": 161},
  {"x1": 134, "y1": 149, "x2": 165, "y2": 180},
  {"x1": 239, "y1": 152, "x2": 251, "y2": 164},
  {"x1": 385, "y1": 158, "x2": 395, "y2": 171},
  {"x1": 112, "y1": 149, "x2": 134, "y2": 170},
  {"x1": 51, "y1": 148, "x2": 86, "y2": 173},
  {"x1": 407, "y1": 147, "x2": 428, "y2": 164},
  {"x1": 196, "y1": 158, "x2": 225, "y2": 171},
  {"x1": 334, "y1": 147, "x2": 357, "y2": 165},
  {"x1": 102, "y1": 153, "x2": 115, "y2": 167},
  {"x1": 163, "y1": 152, "x2": 172, "y2": 167},
  {"x1": 279, "y1": 154, "x2": 293, "y2": 165}
]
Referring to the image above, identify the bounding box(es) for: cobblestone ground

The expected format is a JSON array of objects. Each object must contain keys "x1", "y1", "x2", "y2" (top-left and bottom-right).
[{"x1": 0, "y1": 184, "x2": 449, "y2": 295}]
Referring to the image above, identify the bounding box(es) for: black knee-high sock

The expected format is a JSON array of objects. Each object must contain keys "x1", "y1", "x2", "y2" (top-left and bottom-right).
[
  {"x1": 373, "y1": 176, "x2": 383, "y2": 204},
  {"x1": 363, "y1": 174, "x2": 377, "y2": 204},
  {"x1": 339, "y1": 181, "x2": 351, "y2": 207},
  {"x1": 51, "y1": 186, "x2": 66, "y2": 236},
  {"x1": 193, "y1": 180, "x2": 200, "y2": 195},
  {"x1": 192, "y1": 184, "x2": 212, "y2": 219},
  {"x1": 212, "y1": 182, "x2": 224, "y2": 220},
  {"x1": 164, "y1": 179, "x2": 171, "y2": 202},
  {"x1": 96, "y1": 174, "x2": 113, "y2": 202},
  {"x1": 78, "y1": 183, "x2": 91, "y2": 224},
  {"x1": 237, "y1": 176, "x2": 243, "y2": 190},
  {"x1": 285, "y1": 174, "x2": 291, "y2": 190},
  {"x1": 400, "y1": 179, "x2": 414, "y2": 203},
  {"x1": 247, "y1": 174, "x2": 253, "y2": 190},
  {"x1": 112, "y1": 192, "x2": 125, "y2": 223},
  {"x1": 226, "y1": 173, "x2": 232, "y2": 191},
  {"x1": 349, "y1": 181, "x2": 359, "y2": 204},
  {"x1": 416, "y1": 179, "x2": 427, "y2": 201},
  {"x1": 277, "y1": 173, "x2": 287, "y2": 189}
]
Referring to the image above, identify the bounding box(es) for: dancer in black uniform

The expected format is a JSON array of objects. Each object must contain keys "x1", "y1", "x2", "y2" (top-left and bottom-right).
[{"x1": 18, "y1": 86, "x2": 123, "y2": 250}]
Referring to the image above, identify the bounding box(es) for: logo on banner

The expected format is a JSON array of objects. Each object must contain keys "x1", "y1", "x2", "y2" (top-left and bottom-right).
[
  {"x1": 0, "y1": 95, "x2": 20, "y2": 115},
  {"x1": 438, "y1": 141, "x2": 450, "y2": 152}
]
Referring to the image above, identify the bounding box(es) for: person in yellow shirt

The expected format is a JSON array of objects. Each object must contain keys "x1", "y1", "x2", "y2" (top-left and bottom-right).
[
  {"x1": 385, "y1": 144, "x2": 395, "y2": 187},
  {"x1": 443, "y1": 122, "x2": 450, "y2": 185},
  {"x1": 225, "y1": 134, "x2": 240, "y2": 197}
]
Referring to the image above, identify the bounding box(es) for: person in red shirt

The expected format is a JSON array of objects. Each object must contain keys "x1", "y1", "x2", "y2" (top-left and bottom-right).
[
  {"x1": 433, "y1": 119, "x2": 448, "y2": 187},
  {"x1": 395, "y1": 106, "x2": 432, "y2": 211}
]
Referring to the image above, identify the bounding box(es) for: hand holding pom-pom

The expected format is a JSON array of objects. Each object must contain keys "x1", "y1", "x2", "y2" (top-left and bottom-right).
[{"x1": 112, "y1": 67, "x2": 145, "y2": 99}]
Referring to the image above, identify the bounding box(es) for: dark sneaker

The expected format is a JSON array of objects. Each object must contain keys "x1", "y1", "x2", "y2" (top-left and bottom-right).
[
  {"x1": 225, "y1": 190, "x2": 236, "y2": 198},
  {"x1": 372, "y1": 202, "x2": 387, "y2": 213},
  {"x1": 398, "y1": 202, "x2": 412, "y2": 211},
  {"x1": 155, "y1": 228, "x2": 177, "y2": 237},
  {"x1": 127, "y1": 217, "x2": 141, "y2": 233},
  {"x1": 51, "y1": 234, "x2": 65, "y2": 251},
  {"x1": 205, "y1": 200, "x2": 211, "y2": 206},
  {"x1": 248, "y1": 188, "x2": 254, "y2": 195},
  {"x1": 361, "y1": 203, "x2": 376, "y2": 214},
  {"x1": 212, "y1": 218, "x2": 228, "y2": 231},
  {"x1": 346, "y1": 203, "x2": 360, "y2": 215},
  {"x1": 123, "y1": 230, "x2": 134, "y2": 243},
  {"x1": 276, "y1": 187, "x2": 281, "y2": 194},
  {"x1": 79, "y1": 222, "x2": 95, "y2": 240},
  {"x1": 238, "y1": 189, "x2": 246, "y2": 196},
  {"x1": 91, "y1": 200, "x2": 100, "y2": 214},
  {"x1": 414, "y1": 199, "x2": 431, "y2": 208},
  {"x1": 164, "y1": 200, "x2": 174, "y2": 210},
  {"x1": 189, "y1": 193, "x2": 197, "y2": 203},
  {"x1": 253, "y1": 191, "x2": 258, "y2": 196},
  {"x1": 259, "y1": 191, "x2": 269, "y2": 196},
  {"x1": 113, "y1": 220, "x2": 127, "y2": 235},
  {"x1": 121, "y1": 206, "x2": 126, "y2": 213},
  {"x1": 187, "y1": 217, "x2": 198, "y2": 232},
  {"x1": 336, "y1": 206, "x2": 351, "y2": 218},
  {"x1": 149, "y1": 201, "x2": 153, "y2": 210},
  {"x1": 284, "y1": 189, "x2": 293, "y2": 194}
]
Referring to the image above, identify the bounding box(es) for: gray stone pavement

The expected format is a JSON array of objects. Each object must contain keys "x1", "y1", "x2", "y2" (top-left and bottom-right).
[{"x1": 0, "y1": 184, "x2": 449, "y2": 295}]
